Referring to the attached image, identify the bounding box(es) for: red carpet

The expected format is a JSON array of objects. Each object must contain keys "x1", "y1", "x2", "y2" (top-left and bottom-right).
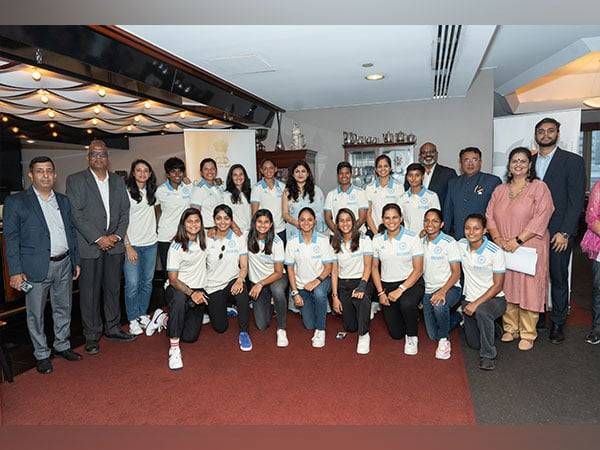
[{"x1": 2, "y1": 314, "x2": 475, "y2": 425}]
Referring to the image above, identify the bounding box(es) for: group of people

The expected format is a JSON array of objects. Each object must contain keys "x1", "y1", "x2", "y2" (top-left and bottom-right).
[{"x1": 4, "y1": 117, "x2": 593, "y2": 374}]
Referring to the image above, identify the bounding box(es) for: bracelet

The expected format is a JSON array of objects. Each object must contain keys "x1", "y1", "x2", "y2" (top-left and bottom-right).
[
  {"x1": 377, "y1": 290, "x2": 386, "y2": 297},
  {"x1": 399, "y1": 284, "x2": 407, "y2": 291},
  {"x1": 317, "y1": 275, "x2": 325, "y2": 282}
]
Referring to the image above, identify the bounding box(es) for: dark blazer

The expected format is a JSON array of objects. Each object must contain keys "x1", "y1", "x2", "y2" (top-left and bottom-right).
[
  {"x1": 66, "y1": 169, "x2": 130, "y2": 259},
  {"x1": 4, "y1": 187, "x2": 80, "y2": 282},
  {"x1": 442, "y1": 171, "x2": 502, "y2": 239},
  {"x1": 404, "y1": 163, "x2": 457, "y2": 207},
  {"x1": 532, "y1": 148, "x2": 585, "y2": 236}
]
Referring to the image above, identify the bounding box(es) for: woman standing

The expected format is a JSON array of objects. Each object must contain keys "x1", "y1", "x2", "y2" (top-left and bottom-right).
[
  {"x1": 223, "y1": 164, "x2": 252, "y2": 235},
  {"x1": 365, "y1": 154, "x2": 405, "y2": 236},
  {"x1": 124, "y1": 159, "x2": 158, "y2": 335},
  {"x1": 146, "y1": 208, "x2": 209, "y2": 370},
  {"x1": 399, "y1": 163, "x2": 440, "y2": 235},
  {"x1": 331, "y1": 209, "x2": 373, "y2": 354},
  {"x1": 285, "y1": 207, "x2": 334, "y2": 348},
  {"x1": 282, "y1": 160, "x2": 326, "y2": 242},
  {"x1": 371, "y1": 204, "x2": 425, "y2": 355},
  {"x1": 421, "y1": 208, "x2": 462, "y2": 359},
  {"x1": 581, "y1": 180, "x2": 600, "y2": 345},
  {"x1": 190, "y1": 158, "x2": 224, "y2": 231},
  {"x1": 459, "y1": 214, "x2": 506, "y2": 371},
  {"x1": 247, "y1": 209, "x2": 289, "y2": 347},
  {"x1": 486, "y1": 147, "x2": 554, "y2": 351},
  {"x1": 205, "y1": 204, "x2": 252, "y2": 351}
]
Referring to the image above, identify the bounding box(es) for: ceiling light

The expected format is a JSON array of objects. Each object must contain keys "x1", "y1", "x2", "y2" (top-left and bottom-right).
[
  {"x1": 93, "y1": 105, "x2": 101, "y2": 114},
  {"x1": 85, "y1": 145, "x2": 89, "y2": 149},
  {"x1": 47, "y1": 109, "x2": 55, "y2": 118},
  {"x1": 583, "y1": 97, "x2": 600, "y2": 109},
  {"x1": 179, "y1": 111, "x2": 187, "y2": 119},
  {"x1": 97, "y1": 88, "x2": 106, "y2": 97},
  {"x1": 26, "y1": 139, "x2": 35, "y2": 144},
  {"x1": 362, "y1": 63, "x2": 374, "y2": 68},
  {"x1": 31, "y1": 70, "x2": 42, "y2": 81},
  {"x1": 86, "y1": 129, "x2": 93, "y2": 134},
  {"x1": 49, "y1": 123, "x2": 55, "y2": 128},
  {"x1": 52, "y1": 131, "x2": 58, "y2": 138},
  {"x1": 11, "y1": 126, "x2": 19, "y2": 133},
  {"x1": 134, "y1": 115, "x2": 141, "y2": 122},
  {"x1": 40, "y1": 94, "x2": 49, "y2": 104},
  {"x1": 165, "y1": 123, "x2": 171, "y2": 129},
  {"x1": 1, "y1": 116, "x2": 7, "y2": 122},
  {"x1": 207, "y1": 119, "x2": 214, "y2": 126},
  {"x1": 584, "y1": 60, "x2": 600, "y2": 109},
  {"x1": 92, "y1": 118, "x2": 98, "y2": 125},
  {"x1": 144, "y1": 101, "x2": 151, "y2": 109},
  {"x1": 365, "y1": 73, "x2": 385, "y2": 81},
  {"x1": 127, "y1": 125, "x2": 133, "y2": 131}
]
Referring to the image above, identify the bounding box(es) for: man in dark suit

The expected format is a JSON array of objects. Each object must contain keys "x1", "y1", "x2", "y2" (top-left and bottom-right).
[
  {"x1": 66, "y1": 140, "x2": 134, "y2": 355},
  {"x1": 443, "y1": 147, "x2": 502, "y2": 239},
  {"x1": 532, "y1": 117, "x2": 585, "y2": 344},
  {"x1": 4, "y1": 156, "x2": 82, "y2": 374},
  {"x1": 405, "y1": 142, "x2": 457, "y2": 207}
]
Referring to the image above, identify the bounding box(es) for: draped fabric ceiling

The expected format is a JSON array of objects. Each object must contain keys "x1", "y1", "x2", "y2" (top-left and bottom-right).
[{"x1": 0, "y1": 57, "x2": 231, "y2": 142}]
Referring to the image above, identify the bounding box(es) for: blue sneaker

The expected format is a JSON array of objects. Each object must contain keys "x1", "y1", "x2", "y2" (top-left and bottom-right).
[
  {"x1": 239, "y1": 332, "x2": 252, "y2": 351},
  {"x1": 227, "y1": 306, "x2": 238, "y2": 318}
]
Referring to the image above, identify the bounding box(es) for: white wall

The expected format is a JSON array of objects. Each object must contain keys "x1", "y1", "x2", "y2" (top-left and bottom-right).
[
  {"x1": 21, "y1": 134, "x2": 186, "y2": 194},
  {"x1": 264, "y1": 69, "x2": 495, "y2": 193}
]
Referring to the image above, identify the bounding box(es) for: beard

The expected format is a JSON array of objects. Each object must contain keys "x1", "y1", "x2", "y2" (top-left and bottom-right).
[{"x1": 535, "y1": 135, "x2": 558, "y2": 148}]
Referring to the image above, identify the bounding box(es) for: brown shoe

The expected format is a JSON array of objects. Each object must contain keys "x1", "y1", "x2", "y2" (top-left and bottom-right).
[
  {"x1": 501, "y1": 332, "x2": 517, "y2": 342},
  {"x1": 518, "y1": 338, "x2": 534, "y2": 351}
]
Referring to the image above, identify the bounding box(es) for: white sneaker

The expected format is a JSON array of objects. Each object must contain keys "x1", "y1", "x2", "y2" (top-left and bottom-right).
[
  {"x1": 435, "y1": 338, "x2": 451, "y2": 360},
  {"x1": 146, "y1": 308, "x2": 166, "y2": 336},
  {"x1": 370, "y1": 302, "x2": 381, "y2": 320},
  {"x1": 168, "y1": 347, "x2": 183, "y2": 370},
  {"x1": 312, "y1": 330, "x2": 326, "y2": 348},
  {"x1": 202, "y1": 313, "x2": 210, "y2": 325},
  {"x1": 276, "y1": 329, "x2": 289, "y2": 347},
  {"x1": 404, "y1": 336, "x2": 418, "y2": 355},
  {"x1": 311, "y1": 329, "x2": 318, "y2": 342},
  {"x1": 138, "y1": 315, "x2": 151, "y2": 329},
  {"x1": 357, "y1": 332, "x2": 370, "y2": 354},
  {"x1": 129, "y1": 319, "x2": 144, "y2": 336}
]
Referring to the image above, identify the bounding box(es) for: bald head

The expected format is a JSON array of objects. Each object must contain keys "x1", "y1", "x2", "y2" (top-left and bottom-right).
[
  {"x1": 87, "y1": 139, "x2": 109, "y2": 173},
  {"x1": 419, "y1": 142, "x2": 438, "y2": 168}
]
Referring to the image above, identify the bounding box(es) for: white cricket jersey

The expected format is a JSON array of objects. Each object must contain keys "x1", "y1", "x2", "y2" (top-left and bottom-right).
[
  {"x1": 458, "y1": 237, "x2": 505, "y2": 302},
  {"x1": 324, "y1": 185, "x2": 369, "y2": 231},
  {"x1": 248, "y1": 234, "x2": 285, "y2": 283},
  {"x1": 422, "y1": 232, "x2": 461, "y2": 294},
  {"x1": 398, "y1": 187, "x2": 440, "y2": 234},
  {"x1": 335, "y1": 235, "x2": 373, "y2": 280},
  {"x1": 251, "y1": 179, "x2": 286, "y2": 232},
  {"x1": 155, "y1": 181, "x2": 192, "y2": 242},
  {"x1": 190, "y1": 179, "x2": 225, "y2": 228},
  {"x1": 285, "y1": 231, "x2": 335, "y2": 289},
  {"x1": 165, "y1": 239, "x2": 207, "y2": 289},
  {"x1": 223, "y1": 190, "x2": 252, "y2": 233},
  {"x1": 205, "y1": 229, "x2": 248, "y2": 294},
  {"x1": 365, "y1": 178, "x2": 405, "y2": 229},
  {"x1": 372, "y1": 227, "x2": 424, "y2": 282},
  {"x1": 126, "y1": 188, "x2": 158, "y2": 247}
]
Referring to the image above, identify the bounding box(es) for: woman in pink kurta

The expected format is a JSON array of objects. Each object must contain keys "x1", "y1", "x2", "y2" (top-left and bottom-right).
[{"x1": 486, "y1": 147, "x2": 554, "y2": 351}]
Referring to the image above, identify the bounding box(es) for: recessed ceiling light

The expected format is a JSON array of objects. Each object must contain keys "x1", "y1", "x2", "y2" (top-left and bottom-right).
[
  {"x1": 47, "y1": 109, "x2": 55, "y2": 118},
  {"x1": 11, "y1": 126, "x2": 19, "y2": 133},
  {"x1": 144, "y1": 101, "x2": 151, "y2": 109},
  {"x1": 365, "y1": 73, "x2": 385, "y2": 81},
  {"x1": 92, "y1": 118, "x2": 98, "y2": 125},
  {"x1": 26, "y1": 139, "x2": 35, "y2": 144},
  {"x1": 179, "y1": 111, "x2": 187, "y2": 119},
  {"x1": 86, "y1": 129, "x2": 93, "y2": 134},
  {"x1": 49, "y1": 123, "x2": 55, "y2": 128},
  {"x1": 127, "y1": 125, "x2": 133, "y2": 131},
  {"x1": 165, "y1": 123, "x2": 171, "y2": 129},
  {"x1": 98, "y1": 88, "x2": 106, "y2": 97},
  {"x1": 52, "y1": 131, "x2": 58, "y2": 138},
  {"x1": 40, "y1": 94, "x2": 49, "y2": 104},
  {"x1": 207, "y1": 119, "x2": 214, "y2": 126},
  {"x1": 85, "y1": 145, "x2": 89, "y2": 149},
  {"x1": 93, "y1": 105, "x2": 101, "y2": 114},
  {"x1": 31, "y1": 70, "x2": 42, "y2": 81},
  {"x1": 1, "y1": 116, "x2": 7, "y2": 122},
  {"x1": 134, "y1": 115, "x2": 141, "y2": 122},
  {"x1": 362, "y1": 63, "x2": 374, "y2": 68}
]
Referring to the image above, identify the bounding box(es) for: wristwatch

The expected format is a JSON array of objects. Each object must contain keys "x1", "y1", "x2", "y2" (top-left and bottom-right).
[
  {"x1": 291, "y1": 290, "x2": 299, "y2": 297},
  {"x1": 560, "y1": 232, "x2": 569, "y2": 240},
  {"x1": 515, "y1": 236, "x2": 524, "y2": 245}
]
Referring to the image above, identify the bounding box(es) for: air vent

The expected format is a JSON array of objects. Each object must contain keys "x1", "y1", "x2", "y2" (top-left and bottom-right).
[{"x1": 432, "y1": 25, "x2": 462, "y2": 99}]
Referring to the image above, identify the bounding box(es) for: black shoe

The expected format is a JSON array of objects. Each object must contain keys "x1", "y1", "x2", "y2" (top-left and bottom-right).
[
  {"x1": 586, "y1": 331, "x2": 600, "y2": 345},
  {"x1": 85, "y1": 340, "x2": 100, "y2": 355},
  {"x1": 479, "y1": 357, "x2": 496, "y2": 371},
  {"x1": 105, "y1": 330, "x2": 137, "y2": 342},
  {"x1": 536, "y1": 313, "x2": 547, "y2": 330},
  {"x1": 36, "y1": 358, "x2": 53, "y2": 374},
  {"x1": 549, "y1": 323, "x2": 565, "y2": 344},
  {"x1": 53, "y1": 349, "x2": 83, "y2": 361}
]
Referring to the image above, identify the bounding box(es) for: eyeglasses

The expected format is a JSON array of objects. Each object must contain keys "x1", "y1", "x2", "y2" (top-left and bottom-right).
[{"x1": 218, "y1": 245, "x2": 225, "y2": 260}]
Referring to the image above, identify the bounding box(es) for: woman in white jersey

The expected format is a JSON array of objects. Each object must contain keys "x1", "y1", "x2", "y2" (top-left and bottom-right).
[
  {"x1": 145, "y1": 208, "x2": 209, "y2": 370},
  {"x1": 398, "y1": 163, "x2": 440, "y2": 235},
  {"x1": 371, "y1": 203, "x2": 425, "y2": 355},
  {"x1": 421, "y1": 208, "x2": 462, "y2": 360},
  {"x1": 331, "y1": 208, "x2": 373, "y2": 354},
  {"x1": 223, "y1": 164, "x2": 252, "y2": 235},
  {"x1": 285, "y1": 207, "x2": 335, "y2": 348},
  {"x1": 247, "y1": 209, "x2": 289, "y2": 347},
  {"x1": 190, "y1": 158, "x2": 225, "y2": 232},
  {"x1": 365, "y1": 154, "x2": 405, "y2": 236}
]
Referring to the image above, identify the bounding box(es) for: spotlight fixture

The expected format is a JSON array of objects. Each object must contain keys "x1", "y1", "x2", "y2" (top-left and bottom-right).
[
  {"x1": 49, "y1": 123, "x2": 55, "y2": 128},
  {"x1": 1, "y1": 116, "x2": 7, "y2": 122},
  {"x1": 11, "y1": 126, "x2": 19, "y2": 133},
  {"x1": 47, "y1": 109, "x2": 55, "y2": 118},
  {"x1": 144, "y1": 101, "x2": 151, "y2": 109},
  {"x1": 31, "y1": 70, "x2": 42, "y2": 81},
  {"x1": 365, "y1": 73, "x2": 385, "y2": 81},
  {"x1": 93, "y1": 105, "x2": 101, "y2": 114},
  {"x1": 86, "y1": 129, "x2": 93, "y2": 134},
  {"x1": 52, "y1": 131, "x2": 58, "y2": 138},
  {"x1": 40, "y1": 94, "x2": 49, "y2": 104},
  {"x1": 97, "y1": 88, "x2": 106, "y2": 97}
]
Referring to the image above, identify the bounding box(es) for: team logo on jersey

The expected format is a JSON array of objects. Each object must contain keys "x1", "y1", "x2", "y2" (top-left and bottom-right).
[
  {"x1": 477, "y1": 255, "x2": 486, "y2": 265},
  {"x1": 434, "y1": 246, "x2": 443, "y2": 255},
  {"x1": 399, "y1": 242, "x2": 408, "y2": 251}
]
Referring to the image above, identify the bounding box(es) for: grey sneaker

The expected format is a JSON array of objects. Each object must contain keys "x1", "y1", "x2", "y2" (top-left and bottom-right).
[
  {"x1": 585, "y1": 331, "x2": 600, "y2": 345},
  {"x1": 479, "y1": 357, "x2": 496, "y2": 371}
]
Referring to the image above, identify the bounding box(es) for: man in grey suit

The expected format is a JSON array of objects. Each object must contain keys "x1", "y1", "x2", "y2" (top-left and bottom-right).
[
  {"x1": 5, "y1": 156, "x2": 82, "y2": 374},
  {"x1": 66, "y1": 140, "x2": 135, "y2": 355}
]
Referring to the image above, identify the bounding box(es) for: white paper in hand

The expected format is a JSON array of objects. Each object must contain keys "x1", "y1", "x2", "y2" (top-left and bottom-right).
[{"x1": 505, "y1": 247, "x2": 538, "y2": 276}]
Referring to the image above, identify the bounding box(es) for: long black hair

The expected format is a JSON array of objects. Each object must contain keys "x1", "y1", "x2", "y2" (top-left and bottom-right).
[
  {"x1": 506, "y1": 147, "x2": 537, "y2": 182},
  {"x1": 126, "y1": 159, "x2": 157, "y2": 205},
  {"x1": 331, "y1": 208, "x2": 360, "y2": 254},
  {"x1": 225, "y1": 164, "x2": 251, "y2": 204},
  {"x1": 286, "y1": 160, "x2": 316, "y2": 202},
  {"x1": 173, "y1": 208, "x2": 206, "y2": 252},
  {"x1": 248, "y1": 209, "x2": 275, "y2": 255}
]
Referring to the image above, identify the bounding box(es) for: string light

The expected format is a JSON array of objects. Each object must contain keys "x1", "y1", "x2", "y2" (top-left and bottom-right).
[{"x1": 31, "y1": 70, "x2": 41, "y2": 81}]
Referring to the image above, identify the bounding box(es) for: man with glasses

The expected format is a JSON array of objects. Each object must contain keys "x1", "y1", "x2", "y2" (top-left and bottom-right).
[
  {"x1": 443, "y1": 147, "x2": 501, "y2": 239},
  {"x1": 66, "y1": 140, "x2": 135, "y2": 355},
  {"x1": 4, "y1": 156, "x2": 81, "y2": 374},
  {"x1": 531, "y1": 117, "x2": 585, "y2": 343}
]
